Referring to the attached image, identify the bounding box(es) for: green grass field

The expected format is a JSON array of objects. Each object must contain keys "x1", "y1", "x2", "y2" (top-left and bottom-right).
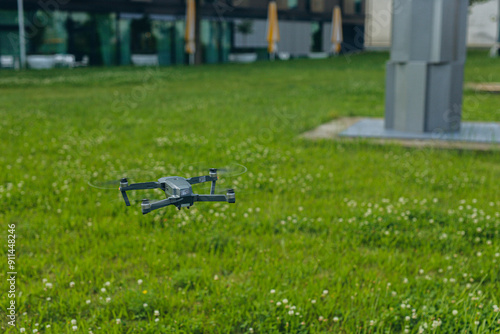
[{"x1": 1, "y1": 51, "x2": 499, "y2": 333}]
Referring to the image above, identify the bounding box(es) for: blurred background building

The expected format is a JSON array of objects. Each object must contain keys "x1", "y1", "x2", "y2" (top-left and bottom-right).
[
  {"x1": 365, "y1": 0, "x2": 499, "y2": 49},
  {"x1": 0, "y1": 0, "x2": 365, "y2": 67}
]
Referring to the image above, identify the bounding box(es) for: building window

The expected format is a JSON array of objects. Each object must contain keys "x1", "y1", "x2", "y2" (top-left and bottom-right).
[
  {"x1": 344, "y1": 0, "x2": 363, "y2": 15},
  {"x1": 130, "y1": 16, "x2": 157, "y2": 54}
]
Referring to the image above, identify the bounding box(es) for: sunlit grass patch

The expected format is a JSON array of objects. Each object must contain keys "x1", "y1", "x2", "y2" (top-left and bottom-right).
[{"x1": 0, "y1": 51, "x2": 499, "y2": 333}]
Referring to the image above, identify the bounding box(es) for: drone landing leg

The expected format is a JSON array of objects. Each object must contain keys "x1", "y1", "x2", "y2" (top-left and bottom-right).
[
  {"x1": 121, "y1": 190, "x2": 131, "y2": 206},
  {"x1": 210, "y1": 168, "x2": 217, "y2": 194},
  {"x1": 210, "y1": 180, "x2": 216, "y2": 195}
]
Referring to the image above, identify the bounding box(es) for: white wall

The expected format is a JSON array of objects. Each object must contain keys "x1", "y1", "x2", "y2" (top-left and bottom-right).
[
  {"x1": 468, "y1": 0, "x2": 499, "y2": 46},
  {"x1": 365, "y1": 0, "x2": 500, "y2": 49}
]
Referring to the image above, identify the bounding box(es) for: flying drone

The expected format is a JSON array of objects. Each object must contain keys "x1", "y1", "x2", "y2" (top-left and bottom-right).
[{"x1": 119, "y1": 168, "x2": 235, "y2": 214}]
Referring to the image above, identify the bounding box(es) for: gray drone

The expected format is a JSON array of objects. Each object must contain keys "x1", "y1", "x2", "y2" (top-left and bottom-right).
[{"x1": 119, "y1": 168, "x2": 235, "y2": 214}]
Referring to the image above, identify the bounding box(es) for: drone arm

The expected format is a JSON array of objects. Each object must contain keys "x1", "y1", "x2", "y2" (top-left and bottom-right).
[
  {"x1": 195, "y1": 194, "x2": 227, "y2": 202},
  {"x1": 120, "y1": 182, "x2": 161, "y2": 191},
  {"x1": 142, "y1": 197, "x2": 181, "y2": 215},
  {"x1": 119, "y1": 181, "x2": 161, "y2": 207},
  {"x1": 186, "y1": 175, "x2": 217, "y2": 185},
  {"x1": 187, "y1": 169, "x2": 219, "y2": 187},
  {"x1": 195, "y1": 190, "x2": 235, "y2": 204}
]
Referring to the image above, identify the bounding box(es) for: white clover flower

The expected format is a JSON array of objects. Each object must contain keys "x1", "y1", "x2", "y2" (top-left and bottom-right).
[
  {"x1": 86, "y1": 300, "x2": 91, "y2": 304},
  {"x1": 288, "y1": 310, "x2": 294, "y2": 315},
  {"x1": 405, "y1": 316, "x2": 410, "y2": 321},
  {"x1": 452, "y1": 310, "x2": 458, "y2": 316},
  {"x1": 431, "y1": 320, "x2": 442, "y2": 328},
  {"x1": 46, "y1": 297, "x2": 51, "y2": 301},
  {"x1": 71, "y1": 319, "x2": 77, "y2": 325},
  {"x1": 116, "y1": 319, "x2": 121, "y2": 324},
  {"x1": 333, "y1": 316, "x2": 339, "y2": 322},
  {"x1": 100, "y1": 288, "x2": 106, "y2": 293},
  {"x1": 72, "y1": 326, "x2": 78, "y2": 331},
  {"x1": 322, "y1": 290, "x2": 328, "y2": 295},
  {"x1": 155, "y1": 318, "x2": 160, "y2": 323},
  {"x1": 42, "y1": 278, "x2": 47, "y2": 284},
  {"x1": 137, "y1": 279, "x2": 143, "y2": 285},
  {"x1": 403, "y1": 278, "x2": 408, "y2": 284},
  {"x1": 276, "y1": 301, "x2": 282, "y2": 306},
  {"x1": 154, "y1": 310, "x2": 160, "y2": 316},
  {"x1": 46, "y1": 325, "x2": 50, "y2": 329},
  {"x1": 20, "y1": 328, "x2": 25, "y2": 333},
  {"x1": 249, "y1": 328, "x2": 253, "y2": 333},
  {"x1": 214, "y1": 275, "x2": 219, "y2": 281},
  {"x1": 33, "y1": 330, "x2": 38, "y2": 334},
  {"x1": 318, "y1": 316, "x2": 324, "y2": 321},
  {"x1": 311, "y1": 299, "x2": 316, "y2": 304},
  {"x1": 104, "y1": 281, "x2": 110, "y2": 286},
  {"x1": 282, "y1": 299, "x2": 288, "y2": 304},
  {"x1": 401, "y1": 304, "x2": 406, "y2": 309},
  {"x1": 474, "y1": 321, "x2": 479, "y2": 326},
  {"x1": 45, "y1": 283, "x2": 53, "y2": 289},
  {"x1": 270, "y1": 289, "x2": 275, "y2": 294},
  {"x1": 143, "y1": 303, "x2": 148, "y2": 308},
  {"x1": 106, "y1": 297, "x2": 111, "y2": 303},
  {"x1": 419, "y1": 269, "x2": 424, "y2": 275},
  {"x1": 477, "y1": 252, "x2": 482, "y2": 257},
  {"x1": 69, "y1": 282, "x2": 75, "y2": 288}
]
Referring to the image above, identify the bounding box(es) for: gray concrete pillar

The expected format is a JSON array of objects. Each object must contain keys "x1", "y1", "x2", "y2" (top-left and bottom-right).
[{"x1": 385, "y1": 0, "x2": 468, "y2": 133}]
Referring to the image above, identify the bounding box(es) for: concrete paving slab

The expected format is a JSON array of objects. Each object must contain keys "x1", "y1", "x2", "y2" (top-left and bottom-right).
[
  {"x1": 466, "y1": 83, "x2": 500, "y2": 94},
  {"x1": 340, "y1": 118, "x2": 500, "y2": 143},
  {"x1": 302, "y1": 117, "x2": 500, "y2": 151}
]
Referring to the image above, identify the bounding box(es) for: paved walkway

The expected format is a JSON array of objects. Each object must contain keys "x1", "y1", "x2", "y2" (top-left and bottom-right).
[{"x1": 302, "y1": 117, "x2": 500, "y2": 151}]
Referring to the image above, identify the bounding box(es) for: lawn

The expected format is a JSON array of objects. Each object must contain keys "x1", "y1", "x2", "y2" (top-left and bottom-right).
[{"x1": 0, "y1": 51, "x2": 499, "y2": 333}]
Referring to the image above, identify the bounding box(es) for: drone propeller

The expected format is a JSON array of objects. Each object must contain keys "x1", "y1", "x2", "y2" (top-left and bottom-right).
[
  {"x1": 88, "y1": 168, "x2": 159, "y2": 190},
  {"x1": 88, "y1": 169, "x2": 166, "y2": 204},
  {"x1": 179, "y1": 162, "x2": 247, "y2": 179}
]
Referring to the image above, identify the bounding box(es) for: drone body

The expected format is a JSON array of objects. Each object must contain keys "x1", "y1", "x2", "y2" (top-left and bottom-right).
[{"x1": 119, "y1": 168, "x2": 235, "y2": 214}]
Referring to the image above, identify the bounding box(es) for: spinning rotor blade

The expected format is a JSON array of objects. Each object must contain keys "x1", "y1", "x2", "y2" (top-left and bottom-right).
[
  {"x1": 88, "y1": 169, "x2": 167, "y2": 204},
  {"x1": 193, "y1": 179, "x2": 256, "y2": 198},
  {"x1": 180, "y1": 162, "x2": 253, "y2": 197},
  {"x1": 179, "y1": 162, "x2": 247, "y2": 179},
  {"x1": 88, "y1": 169, "x2": 158, "y2": 190}
]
